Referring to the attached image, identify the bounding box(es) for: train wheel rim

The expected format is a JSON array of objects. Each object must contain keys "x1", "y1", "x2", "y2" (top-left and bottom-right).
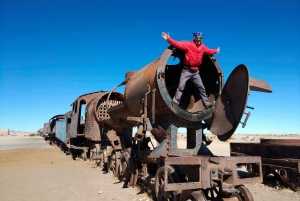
[
  {"x1": 181, "y1": 190, "x2": 207, "y2": 201},
  {"x1": 237, "y1": 185, "x2": 254, "y2": 201},
  {"x1": 155, "y1": 166, "x2": 180, "y2": 201},
  {"x1": 230, "y1": 193, "x2": 243, "y2": 201}
]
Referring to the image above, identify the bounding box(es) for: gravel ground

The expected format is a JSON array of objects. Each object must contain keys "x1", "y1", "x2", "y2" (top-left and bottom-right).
[
  {"x1": 0, "y1": 135, "x2": 299, "y2": 201},
  {"x1": 0, "y1": 136, "x2": 50, "y2": 150},
  {"x1": 0, "y1": 140, "x2": 149, "y2": 201}
]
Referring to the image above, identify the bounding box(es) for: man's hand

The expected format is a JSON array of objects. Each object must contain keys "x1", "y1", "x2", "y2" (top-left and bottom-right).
[
  {"x1": 161, "y1": 32, "x2": 170, "y2": 40},
  {"x1": 217, "y1": 47, "x2": 220, "y2": 53}
]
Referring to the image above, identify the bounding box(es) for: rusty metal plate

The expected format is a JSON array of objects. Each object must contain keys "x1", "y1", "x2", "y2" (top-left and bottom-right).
[
  {"x1": 249, "y1": 77, "x2": 272, "y2": 93},
  {"x1": 210, "y1": 64, "x2": 249, "y2": 141},
  {"x1": 260, "y1": 139, "x2": 300, "y2": 146}
]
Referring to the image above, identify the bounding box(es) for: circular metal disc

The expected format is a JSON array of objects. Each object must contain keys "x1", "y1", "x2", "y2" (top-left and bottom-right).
[{"x1": 209, "y1": 64, "x2": 249, "y2": 141}]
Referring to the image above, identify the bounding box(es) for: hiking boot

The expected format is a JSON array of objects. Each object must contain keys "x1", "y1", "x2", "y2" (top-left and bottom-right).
[
  {"x1": 205, "y1": 101, "x2": 215, "y2": 110},
  {"x1": 205, "y1": 103, "x2": 213, "y2": 110}
]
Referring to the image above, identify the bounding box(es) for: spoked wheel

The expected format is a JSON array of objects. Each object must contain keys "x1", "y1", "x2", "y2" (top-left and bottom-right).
[
  {"x1": 180, "y1": 190, "x2": 207, "y2": 201},
  {"x1": 155, "y1": 166, "x2": 180, "y2": 201},
  {"x1": 230, "y1": 186, "x2": 254, "y2": 201}
]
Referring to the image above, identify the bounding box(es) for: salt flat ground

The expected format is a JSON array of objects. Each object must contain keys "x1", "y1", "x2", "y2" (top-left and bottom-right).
[
  {"x1": 0, "y1": 136, "x2": 50, "y2": 150},
  {"x1": 0, "y1": 136, "x2": 148, "y2": 201},
  {"x1": 0, "y1": 134, "x2": 299, "y2": 201}
]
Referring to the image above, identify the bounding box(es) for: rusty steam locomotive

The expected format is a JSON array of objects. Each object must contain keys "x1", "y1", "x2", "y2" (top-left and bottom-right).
[{"x1": 42, "y1": 43, "x2": 273, "y2": 201}]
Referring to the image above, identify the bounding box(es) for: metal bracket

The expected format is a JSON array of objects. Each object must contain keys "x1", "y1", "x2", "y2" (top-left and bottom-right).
[
  {"x1": 240, "y1": 111, "x2": 251, "y2": 128},
  {"x1": 127, "y1": 116, "x2": 143, "y2": 124}
]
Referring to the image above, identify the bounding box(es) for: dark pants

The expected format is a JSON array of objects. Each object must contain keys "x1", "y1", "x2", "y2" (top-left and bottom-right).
[{"x1": 173, "y1": 67, "x2": 209, "y2": 105}]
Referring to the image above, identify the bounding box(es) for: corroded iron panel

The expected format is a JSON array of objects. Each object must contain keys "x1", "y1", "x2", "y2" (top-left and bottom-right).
[
  {"x1": 210, "y1": 65, "x2": 249, "y2": 141},
  {"x1": 164, "y1": 156, "x2": 262, "y2": 191}
]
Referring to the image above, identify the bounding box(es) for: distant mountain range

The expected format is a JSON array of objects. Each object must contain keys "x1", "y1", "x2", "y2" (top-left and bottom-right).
[
  {"x1": 9, "y1": 130, "x2": 20, "y2": 133},
  {"x1": 0, "y1": 129, "x2": 33, "y2": 133}
]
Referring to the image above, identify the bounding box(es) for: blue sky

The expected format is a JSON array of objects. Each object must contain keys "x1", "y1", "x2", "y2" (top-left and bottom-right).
[{"x1": 0, "y1": 0, "x2": 299, "y2": 134}]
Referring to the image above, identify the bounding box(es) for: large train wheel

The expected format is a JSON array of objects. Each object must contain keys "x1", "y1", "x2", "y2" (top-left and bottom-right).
[
  {"x1": 230, "y1": 186, "x2": 254, "y2": 201},
  {"x1": 155, "y1": 166, "x2": 180, "y2": 201},
  {"x1": 180, "y1": 190, "x2": 207, "y2": 201}
]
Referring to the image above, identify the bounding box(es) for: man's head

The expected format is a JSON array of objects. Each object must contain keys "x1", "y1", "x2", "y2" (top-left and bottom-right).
[{"x1": 192, "y1": 32, "x2": 203, "y2": 45}]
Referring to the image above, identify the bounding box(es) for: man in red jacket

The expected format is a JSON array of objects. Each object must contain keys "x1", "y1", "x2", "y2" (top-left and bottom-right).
[{"x1": 162, "y1": 31, "x2": 220, "y2": 110}]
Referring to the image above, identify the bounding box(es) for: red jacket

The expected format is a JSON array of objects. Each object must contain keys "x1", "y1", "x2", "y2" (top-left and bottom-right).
[{"x1": 167, "y1": 38, "x2": 218, "y2": 71}]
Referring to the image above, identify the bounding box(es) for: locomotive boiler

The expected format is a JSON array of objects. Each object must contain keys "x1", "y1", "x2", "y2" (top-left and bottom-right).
[{"x1": 106, "y1": 44, "x2": 272, "y2": 200}]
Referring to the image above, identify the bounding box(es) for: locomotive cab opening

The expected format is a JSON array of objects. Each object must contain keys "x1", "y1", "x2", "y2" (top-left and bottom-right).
[
  {"x1": 164, "y1": 49, "x2": 221, "y2": 113},
  {"x1": 78, "y1": 100, "x2": 86, "y2": 134}
]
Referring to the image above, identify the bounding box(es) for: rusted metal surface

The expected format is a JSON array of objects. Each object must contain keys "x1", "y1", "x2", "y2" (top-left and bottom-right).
[
  {"x1": 156, "y1": 46, "x2": 221, "y2": 123},
  {"x1": 106, "y1": 44, "x2": 270, "y2": 199},
  {"x1": 164, "y1": 156, "x2": 262, "y2": 191},
  {"x1": 70, "y1": 91, "x2": 107, "y2": 139},
  {"x1": 94, "y1": 92, "x2": 125, "y2": 131},
  {"x1": 230, "y1": 139, "x2": 300, "y2": 159},
  {"x1": 260, "y1": 139, "x2": 300, "y2": 146},
  {"x1": 125, "y1": 59, "x2": 161, "y2": 117},
  {"x1": 230, "y1": 139, "x2": 300, "y2": 188},
  {"x1": 42, "y1": 42, "x2": 273, "y2": 200},
  {"x1": 69, "y1": 90, "x2": 124, "y2": 140},
  {"x1": 106, "y1": 129, "x2": 122, "y2": 151},
  {"x1": 209, "y1": 65, "x2": 249, "y2": 141},
  {"x1": 85, "y1": 91, "x2": 124, "y2": 141},
  {"x1": 249, "y1": 77, "x2": 272, "y2": 93},
  {"x1": 108, "y1": 45, "x2": 222, "y2": 132}
]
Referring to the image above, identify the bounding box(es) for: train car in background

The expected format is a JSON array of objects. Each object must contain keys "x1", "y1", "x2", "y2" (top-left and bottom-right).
[
  {"x1": 42, "y1": 122, "x2": 50, "y2": 140},
  {"x1": 54, "y1": 111, "x2": 72, "y2": 153},
  {"x1": 42, "y1": 115, "x2": 64, "y2": 142},
  {"x1": 44, "y1": 90, "x2": 126, "y2": 170},
  {"x1": 230, "y1": 139, "x2": 300, "y2": 190},
  {"x1": 37, "y1": 128, "x2": 43, "y2": 136}
]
